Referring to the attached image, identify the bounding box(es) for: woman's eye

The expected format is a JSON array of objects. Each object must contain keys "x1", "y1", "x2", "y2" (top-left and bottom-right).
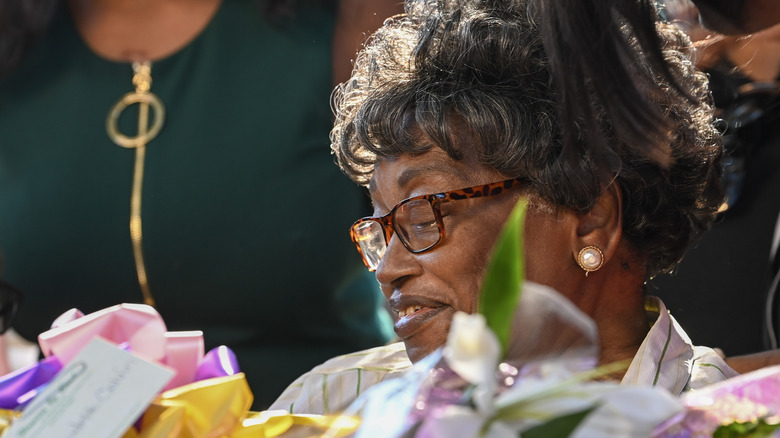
[
  {"x1": 411, "y1": 219, "x2": 438, "y2": 231},
  {"x1": 405, "y1": 207, "x2": 438, "y2": 232}
]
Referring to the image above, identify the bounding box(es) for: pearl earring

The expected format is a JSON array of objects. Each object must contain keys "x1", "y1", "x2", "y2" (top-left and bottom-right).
[{"x1": 577, "y1": 246, "x2": 604, "y2": 276}]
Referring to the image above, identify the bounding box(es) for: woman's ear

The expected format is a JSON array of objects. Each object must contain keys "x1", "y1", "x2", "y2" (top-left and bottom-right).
[{"x1": 573, "y1": 182, "x2": 623, "y2": 264}]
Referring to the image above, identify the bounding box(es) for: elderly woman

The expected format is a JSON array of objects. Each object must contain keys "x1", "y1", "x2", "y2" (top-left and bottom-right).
[{"x1": 270, "y1": 0, "x2": 736, "y2": 414}]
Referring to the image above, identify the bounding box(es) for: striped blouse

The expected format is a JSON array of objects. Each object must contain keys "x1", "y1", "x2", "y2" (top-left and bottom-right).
[{"x1": 269, "y1": 296, "x2": 737, "y2": 414}]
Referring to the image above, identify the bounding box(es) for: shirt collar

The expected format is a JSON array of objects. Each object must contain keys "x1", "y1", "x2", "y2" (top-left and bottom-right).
[{"x1": 620, "y1": 296, "x2": 694, "y2": 395}]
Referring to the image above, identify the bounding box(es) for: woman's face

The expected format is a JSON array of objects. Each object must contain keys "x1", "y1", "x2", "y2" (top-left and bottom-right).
[{"x1": 369, "y1": 148, "x2": 580, "y2": 362}]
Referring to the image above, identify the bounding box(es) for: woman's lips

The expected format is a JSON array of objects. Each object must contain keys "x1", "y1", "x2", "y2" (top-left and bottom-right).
[
  {"x1": 394, "y1": 306, "x2": 444, "y2": 338},
  {"x1": 390, "y1": 295, "x2": 451, "y2": 341}
]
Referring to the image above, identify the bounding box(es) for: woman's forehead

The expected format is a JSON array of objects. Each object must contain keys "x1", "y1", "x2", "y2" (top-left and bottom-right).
[
  {"x1": 368, "y1": 150, "x2": 506, "y2": 207},
  {"x1": 370, "y1": 151, "x2": 470, "y2": 191}
]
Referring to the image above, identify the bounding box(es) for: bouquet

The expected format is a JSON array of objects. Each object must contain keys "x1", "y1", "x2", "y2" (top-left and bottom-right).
[{"x1": 0, "y1": 304, "x2": 357, "y2": 438}]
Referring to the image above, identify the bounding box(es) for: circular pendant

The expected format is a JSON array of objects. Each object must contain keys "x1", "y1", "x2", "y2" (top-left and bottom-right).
[{"x1": 106, "y1": 91, "x2": 166, "y2": 148}]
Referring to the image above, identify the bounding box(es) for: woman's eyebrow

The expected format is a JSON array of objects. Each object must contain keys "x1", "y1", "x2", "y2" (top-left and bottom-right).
[
  {"x1": 365, "y1": 168, "x2": 427, "y2": 198},
  {"x1": 397, "y1": 162, "x2": 471, "y2": 189},
  {"x1": 367, "y1": 157, "x2": 471, "y2": 195},
  {"x1": 396, "y1": 167, "x2": 430, "y2": 188}
]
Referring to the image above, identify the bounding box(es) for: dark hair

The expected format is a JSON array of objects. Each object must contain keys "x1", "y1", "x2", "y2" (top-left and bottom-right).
[
  {"x1": 0, "y1": 0, "x2": 336, "y2": 79},
  {"x1": 534, "y1": 0, "x2": 696, "y2": 173},
  {"x1": 0, "y1": 0, "x2": 58, "y2": 79},
  {"x1": 331, "y1": 0, "x2": 723, "y2": 277}
]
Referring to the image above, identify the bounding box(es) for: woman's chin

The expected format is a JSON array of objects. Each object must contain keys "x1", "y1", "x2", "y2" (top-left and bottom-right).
[{"x1": 402, "y1": 329, "x2": 449, "y2": 363}]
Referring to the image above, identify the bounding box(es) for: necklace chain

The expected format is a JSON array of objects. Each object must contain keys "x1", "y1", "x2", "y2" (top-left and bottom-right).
[{"x1": 106, "y1": 61, "x2": 166, "y2": 307}]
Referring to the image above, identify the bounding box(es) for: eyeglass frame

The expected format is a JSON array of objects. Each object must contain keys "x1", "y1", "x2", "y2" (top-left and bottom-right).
[{"x1": 350, "y1": 177, "x2": 525, "y2": 271}]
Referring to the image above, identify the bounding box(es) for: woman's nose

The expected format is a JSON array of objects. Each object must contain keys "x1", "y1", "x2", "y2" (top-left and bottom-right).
[{"x1": 374, "y1": 233, "x2": 422, "y2": 291}]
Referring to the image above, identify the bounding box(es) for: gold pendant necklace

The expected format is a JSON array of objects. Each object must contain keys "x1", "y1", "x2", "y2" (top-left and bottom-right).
[{"x1": 106, "y1": 61, "x2": 166, "y2": 307}]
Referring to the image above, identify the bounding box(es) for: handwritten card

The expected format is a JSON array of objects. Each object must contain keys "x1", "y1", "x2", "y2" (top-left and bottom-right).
[{"x1": 4, "y1": 337, "x2": 174, "y2": 438}]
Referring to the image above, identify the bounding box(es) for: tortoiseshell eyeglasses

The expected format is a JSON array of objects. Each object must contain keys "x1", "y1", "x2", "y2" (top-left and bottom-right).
[{"x1": 350, "y1": 177, "x2": 525, "y2": 271}]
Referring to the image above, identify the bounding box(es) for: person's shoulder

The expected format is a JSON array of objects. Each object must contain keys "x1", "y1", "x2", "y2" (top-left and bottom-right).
[
  {"x1": 268, "y1": 342, "x2": 412, "y2": 414},
  {"x1": 312, "y1": 341, "x2": 411, "y2": 373},
  {"x1": 688, "y1": 346, "x2": 740, "y2": 389}
]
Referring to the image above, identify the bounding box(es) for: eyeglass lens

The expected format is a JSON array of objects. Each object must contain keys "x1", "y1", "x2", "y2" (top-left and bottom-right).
[
  {"x1": 354, "y1": 220, "x2": 387, "y2": 271},
  {"x1": 353, "y1": 198, "x2": 442, "y2": 270},
  {"x1": 395, "y1": 199, "x2": 441, "y2": 251}
]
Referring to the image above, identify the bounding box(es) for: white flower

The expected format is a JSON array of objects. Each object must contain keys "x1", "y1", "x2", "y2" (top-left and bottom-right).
[
  {"x1": 570, "y1": 386, "x2": 682, "y2": 438},
  {"x1": 417, "y1": 405, "x2": 485, "y2": 438},
  {"x1": 444, "y1": 312, "x2": 501, "y2": 413},
  {"x1": 490, "y1": 380, "x2": 682, "y2": 437},
  {"x1": 444, "y1": 312, "x2": 501, "y2": 388}
]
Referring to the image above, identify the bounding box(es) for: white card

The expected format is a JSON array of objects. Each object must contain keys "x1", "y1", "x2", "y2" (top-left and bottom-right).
[{"x1": 5, "y1": 337, "x2": 175, "y2": 438}]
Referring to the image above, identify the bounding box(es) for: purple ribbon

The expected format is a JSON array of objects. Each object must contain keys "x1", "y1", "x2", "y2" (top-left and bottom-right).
[
  {"x1": 194, "y1": 346, "x2": 240, "y2": 381},
  {"x1": 0, "y1": 356, "x2": 62, "y2": 409}
]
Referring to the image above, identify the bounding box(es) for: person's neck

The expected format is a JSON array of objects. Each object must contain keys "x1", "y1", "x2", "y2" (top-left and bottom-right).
[
  {"x1": 67, "y1": 0, "x2": 223, "y2": 62},
  {"x1": 595, "y1": 299, "x2": 650, "y2": 369},
  {"x1": 573, "y1": 255, "x2": 650, "y2": 375}
]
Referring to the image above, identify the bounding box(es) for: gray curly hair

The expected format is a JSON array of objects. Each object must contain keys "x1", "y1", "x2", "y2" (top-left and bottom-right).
[{"x1": 331, "y1": 0, "x2": 723, "y2": 277}]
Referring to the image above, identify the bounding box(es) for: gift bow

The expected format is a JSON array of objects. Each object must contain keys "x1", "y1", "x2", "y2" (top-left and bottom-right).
[
  {"x1": 121, "y1": 374, "x2": 358, "y2": 438},
  {"x1": 0, "y1": 304, "x2": 238, "y2": 409},
  {"x1": 0, "y1": 303, "x2": 358, "y2": 437}
]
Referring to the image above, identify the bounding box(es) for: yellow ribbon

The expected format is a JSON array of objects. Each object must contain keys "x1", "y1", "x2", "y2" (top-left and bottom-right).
[
  {"x1": 0, "y1": 410, "x2": 21, "y2": 436},
  {"x1": 235, "y1": 411, "x2": 359, "y2": 438},
  {"x1": 119, "y1": 374, "x2": 359, "y2": 438}
]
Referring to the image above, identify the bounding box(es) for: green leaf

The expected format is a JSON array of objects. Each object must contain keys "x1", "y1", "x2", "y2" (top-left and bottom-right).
[
  {"x1": 714, "y1": 417, "x2": 780, "y2": 438},
  {"x1": 477, "y1": 198, "x2": 527, "y2": 358},
  {"x1": 520, "y1": 407, "x2": 596, "y2": 438}
]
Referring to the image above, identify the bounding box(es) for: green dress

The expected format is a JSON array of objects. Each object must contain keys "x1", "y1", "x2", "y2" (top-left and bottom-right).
[{"x1": 0, "y1": 0, "x2": 392, "y2": 407}]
